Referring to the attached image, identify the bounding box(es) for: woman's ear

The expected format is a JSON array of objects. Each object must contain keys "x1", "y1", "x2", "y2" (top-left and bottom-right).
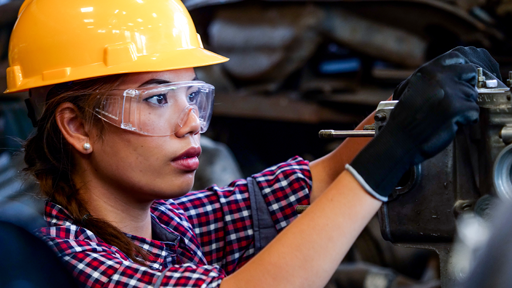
[{"x1": 55, "y1": 102, "x2": 93, "y2": 154}]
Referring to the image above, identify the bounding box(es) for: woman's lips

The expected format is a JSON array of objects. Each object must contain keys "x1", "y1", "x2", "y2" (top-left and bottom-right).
[{"x1": 171, "y1": 147, "x2": 201, "y2": 171}]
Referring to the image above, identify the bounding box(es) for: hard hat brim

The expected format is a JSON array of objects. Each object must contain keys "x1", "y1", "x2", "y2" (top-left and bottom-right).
[{"x1": 5, "y1": 47, "x2": 229, "y2": 94}]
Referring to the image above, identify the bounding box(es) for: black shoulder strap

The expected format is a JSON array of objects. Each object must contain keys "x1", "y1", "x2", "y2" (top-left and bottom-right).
[{"x1": 247, "y1": 177, "x2": 278, "y2": 254}]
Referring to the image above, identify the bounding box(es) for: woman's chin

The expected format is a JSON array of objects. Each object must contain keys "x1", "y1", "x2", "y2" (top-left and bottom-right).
[{"x1": 155, "y1": 181, "x2": 194, "y2": 200}]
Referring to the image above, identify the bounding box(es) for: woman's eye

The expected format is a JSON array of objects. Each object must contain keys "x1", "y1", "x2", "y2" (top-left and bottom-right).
[
  {"x1": 188, "y1": 90, "x2": 200, "y2": 103},
  {"x1": 144, "y1": 94, "x2": 168, "y2": 105}
]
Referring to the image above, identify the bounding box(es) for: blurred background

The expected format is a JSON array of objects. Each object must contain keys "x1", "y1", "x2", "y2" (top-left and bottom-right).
[
  {"x1": 2, "y1": 0, "x2": 512, "y2": 287},
  {"x1": 189, "y1": 0, "x2": 512, "y2": 177}
]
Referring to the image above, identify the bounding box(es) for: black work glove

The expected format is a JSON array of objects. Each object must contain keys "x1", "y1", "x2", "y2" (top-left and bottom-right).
[
  {"x1": 347, "y1": 50, "x2": 480, "y2": 201},
  {"x1": 394, "y1": 46, "x2": 500, "y2": 100}
]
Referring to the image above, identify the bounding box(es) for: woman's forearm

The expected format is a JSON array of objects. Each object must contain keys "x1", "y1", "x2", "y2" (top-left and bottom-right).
[{"x1": 220, "y1": 171, "x2": 381, "y2": 288}]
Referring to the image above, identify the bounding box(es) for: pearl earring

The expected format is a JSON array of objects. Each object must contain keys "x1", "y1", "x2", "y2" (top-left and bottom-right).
[{"x1": 83, "y1": 143, "x2": 91, "y2": 150}]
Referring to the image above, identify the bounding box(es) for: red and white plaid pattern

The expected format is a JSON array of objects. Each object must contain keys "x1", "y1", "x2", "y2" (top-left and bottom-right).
[{"x1": 39, "y1": 157, "x2": 311, "y2": 287}]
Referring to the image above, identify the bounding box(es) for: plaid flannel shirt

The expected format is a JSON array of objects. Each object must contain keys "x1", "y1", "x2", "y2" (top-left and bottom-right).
[{"x1": 39, "y1": 157, "x2": 311, "y2": 288}]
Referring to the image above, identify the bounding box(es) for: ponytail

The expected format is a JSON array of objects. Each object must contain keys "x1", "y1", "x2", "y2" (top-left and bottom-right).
[{"x1": 23, "y1": 75, "x2": 148, "y2": 265}]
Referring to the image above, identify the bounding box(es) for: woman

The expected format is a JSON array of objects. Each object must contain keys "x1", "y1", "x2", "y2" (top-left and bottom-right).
[{"x1": 5, "y1": 0, "x2": 489, "y2": 287}]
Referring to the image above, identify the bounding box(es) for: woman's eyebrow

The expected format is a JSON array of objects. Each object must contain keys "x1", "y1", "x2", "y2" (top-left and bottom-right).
[
  {"x1": 138, "y1": 79, "x2": 171, "y2": 87},
  {"x1": 138, "y1": 76, "x2": 199, "y2": 87}
]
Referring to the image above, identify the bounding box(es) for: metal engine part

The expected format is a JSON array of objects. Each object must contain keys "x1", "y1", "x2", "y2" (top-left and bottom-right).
[
  {"x1": 380, "y1": 70, "x2": 512, "y2": 287},
  {"x1": 319, "y1": 68, "x2": 512, "y2": 287}
]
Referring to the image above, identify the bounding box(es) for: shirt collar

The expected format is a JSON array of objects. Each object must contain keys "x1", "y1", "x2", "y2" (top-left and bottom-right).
[{"x1": 44, "y1": 201, "x2": 76, "y2": 226}]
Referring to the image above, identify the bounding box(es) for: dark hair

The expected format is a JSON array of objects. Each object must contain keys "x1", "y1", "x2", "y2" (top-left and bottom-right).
[{"x1": 23, "y1": 75, "x2": 148, "y2": 265}]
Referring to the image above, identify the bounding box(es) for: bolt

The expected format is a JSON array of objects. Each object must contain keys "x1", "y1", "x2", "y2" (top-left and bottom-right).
[
  {"x1": 477, "y1": 68, "x2": 485, "y2": 88},
  {"x1": 453, "y1": 200, "x2": 475, "y2": 216},
  {"x1": 374, "y1": 112, "x2": 387, "y2": 122}
]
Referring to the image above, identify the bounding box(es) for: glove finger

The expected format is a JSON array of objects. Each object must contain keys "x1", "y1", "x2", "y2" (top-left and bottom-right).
[
  {"x1": 392, "y1": 80, "x2": 407, "y2": 100},
  {"x1": 453, "y1": 102, "x2": 480, "y2": 125},
  {"x1": 438, "y1": 84, "x2": 479, "y2": 121},
  {"x1": 455, "y1": 82, "x2": 479, "y2": 102},
  {"x1": 456, "y1": 64, "x2": 478, "y2": 88},
  {"x1": 427, "y1": 51, "x2": 469, "y2": 68},
  {"x1": 449, "y1": 46, "x2": 501, "y2": 81},
  {"x1": 417, "y1": 101, "x2": 478, "y2": 162},
  {"x1": 417, "y1": 125, "x2": 456, "y2": 162},
  {"x1": 437, "y1": 62, "x2": 478, "y2": 89}
]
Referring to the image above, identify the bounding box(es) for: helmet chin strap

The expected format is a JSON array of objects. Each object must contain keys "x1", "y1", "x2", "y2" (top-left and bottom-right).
[
  {"x1": 24, "y1": 98, "x2": 37, "y2": 128},
  {"x1": 26, "y1": 85, "x2": 55, "y2": 127}
]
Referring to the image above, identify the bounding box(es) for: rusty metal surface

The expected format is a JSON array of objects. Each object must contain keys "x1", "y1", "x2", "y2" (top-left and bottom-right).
[
  {"x1": 377, "y1": 126, "x2": 483, "y2": 242},
  {"x1": 213, "y1": 91, "x2": 362, "y2": 123},
  {"x1": 379, "y1": 142, "x2": 459, "y2": 243},
  {"x1": 208, "y1": 3, "x2": 323, "y2": 85},
  {"x1": 396, "y1": 243, "x2": 453, "y2": 288},
  {"x1": 190, "y1": 0, "x2": 499, "y2": 98},
  {"x1": 321, "y1": 7, "x2": 427, "y2": 67},
  {"x1": 204, "y1": 2, "x2": 434, "y2": 84},
  {"x1": 185, "y1": 0, "x2": 500, "y2": 41},
  {"x1": 212, "y1": 85, "x2": 392, "y2": 123},
  {"x1": 374, "y1": 85, "x2": 512, "y2": 287},
  {"x1": 332, "y1": 1, "x2": 502, "y2": 43},
  {"x1": 477, "y1": 93, "x2": 512, "y2": 196},
  {"x1": 375, "y1": 86, "x2": 512, "y2": 242},
  {"x1": 185, "y1": 0, "x2": 482, "y2": 15},
  {"x1": 312, "y1": 87, "x2": 394, "y2": 106}
]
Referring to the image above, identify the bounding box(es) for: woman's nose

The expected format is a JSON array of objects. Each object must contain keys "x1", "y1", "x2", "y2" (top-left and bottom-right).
[{"x1": 174, "y1": 106, "x2": 201, "y2": 137}]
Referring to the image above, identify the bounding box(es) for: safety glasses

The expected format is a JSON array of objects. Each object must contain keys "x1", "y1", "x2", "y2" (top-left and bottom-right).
[{"x1": 94, "y1": 81, "x2": 214, "y2": 136}]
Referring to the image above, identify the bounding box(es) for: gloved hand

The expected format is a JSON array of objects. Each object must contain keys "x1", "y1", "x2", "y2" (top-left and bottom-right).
[
  {"x1": 346, "y1": 50, "x2": 481, "y2": 201},
  {"x1": 394, "y1": 46, "x2": 501, "y2": 100}
]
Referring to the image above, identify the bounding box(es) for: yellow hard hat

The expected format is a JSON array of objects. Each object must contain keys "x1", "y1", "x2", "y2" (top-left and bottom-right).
[{"x1": 5, "y1": 0, "x2": 229, "y2": 93}]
